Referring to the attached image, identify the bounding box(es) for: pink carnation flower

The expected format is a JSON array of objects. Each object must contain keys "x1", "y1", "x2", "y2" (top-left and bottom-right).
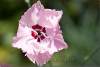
[{"x1": 12, "y1": 1, "x2": 68, "y2": 66}]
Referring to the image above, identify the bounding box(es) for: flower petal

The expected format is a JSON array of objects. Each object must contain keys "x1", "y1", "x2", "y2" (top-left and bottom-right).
[
  {"x1": 38, "y1": 9, "x2": 63, "y2": 28},
  {"x1": 19, "y1": 1, "x2": 44, "y2": 27},
  {"x1": 26, "y1": 52, "x2": 52, "y2": 65},
  {"x1": 54, "y1": 33, "x2": 68, "y2": 50},
  {"x1": 46, "y1": 25, "x2": 68, "y2": 53},
  {"x1": 12, "y1": 35, "x2": 36, "y2": 54},
  {"x1": 16, "y1": 24, "x2": 32, "y2": 37}
]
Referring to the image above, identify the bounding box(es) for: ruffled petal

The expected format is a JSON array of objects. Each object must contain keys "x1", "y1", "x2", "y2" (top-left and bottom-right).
[
  {"x1": 26, "y1": 52, "x2": 52, "y2": 65},
  {"x1": 16, "y1": 24, "x2": 32, "y2": 37},
  {"x1": 38, "y1": 9, "x2": 63, "y2": 28},
  {"x1": 12, "y1": 35, "x2": 35, "y2": 54},
  {"x1": 54, "y1": 34, "x2": 68, "y2": 50},
  {"x1": 46, "y1": 25, "x2": 68, "y2": 53},
  {"x1": 19, "y1": 1, "x2": 44, "y2": 27}
]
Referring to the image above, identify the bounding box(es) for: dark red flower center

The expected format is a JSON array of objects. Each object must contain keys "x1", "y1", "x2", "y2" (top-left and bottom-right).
[{"x1": 31, "y1": 24, "x2": 47, "y2": 42}]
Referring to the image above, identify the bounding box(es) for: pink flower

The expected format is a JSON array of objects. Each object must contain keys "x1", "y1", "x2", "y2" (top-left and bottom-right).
[{"x1": 12, "y1": 1, "x2": 68, "y2": 66}]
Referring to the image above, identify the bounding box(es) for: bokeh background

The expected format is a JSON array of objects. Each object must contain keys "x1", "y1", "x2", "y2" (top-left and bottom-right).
[{"x1": 0, "y1": 0, "x2": 100, "y2": 67}]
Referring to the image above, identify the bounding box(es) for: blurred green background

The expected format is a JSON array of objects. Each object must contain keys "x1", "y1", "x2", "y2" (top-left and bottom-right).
[{"x1": 0, "y1": 0, "x2": 100, "y2": 67}]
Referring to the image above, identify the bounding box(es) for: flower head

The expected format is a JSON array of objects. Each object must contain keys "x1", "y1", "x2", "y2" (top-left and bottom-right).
[{"x1": 12, "y1": 1, "x2": 68, "y2": 65}]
